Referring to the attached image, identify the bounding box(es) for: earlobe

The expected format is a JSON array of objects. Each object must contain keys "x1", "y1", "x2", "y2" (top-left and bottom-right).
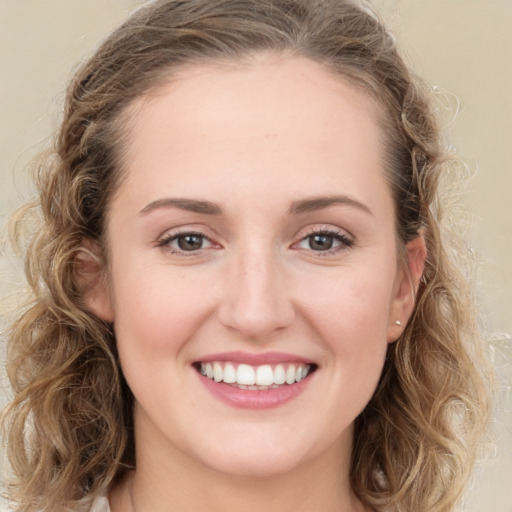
[
  {"x1": 74, "y1": 240, "x2": 115, "y2": 322},
  {"x1": 387, "y1": 235, "x2": 427, "y2": 343}
]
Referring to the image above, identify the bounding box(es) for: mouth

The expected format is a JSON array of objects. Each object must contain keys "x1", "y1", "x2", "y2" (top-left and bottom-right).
[{"x1": 193, "y1": 361, "x2": 317, "y2": 390}]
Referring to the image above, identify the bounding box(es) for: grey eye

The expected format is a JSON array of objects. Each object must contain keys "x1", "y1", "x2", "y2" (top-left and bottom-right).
[
  {"x1": 308, "y1": 234, "x2": 335, "y2": 251},
  {"x1": 176, "y1": 234, "x2": 205, "y2": 251},
  {"x1": 295, "y1": 230, "x2": 353, "y2": 253},
  {"x1": 162, "y1": 233, "x2": 214, "y2": 252}
]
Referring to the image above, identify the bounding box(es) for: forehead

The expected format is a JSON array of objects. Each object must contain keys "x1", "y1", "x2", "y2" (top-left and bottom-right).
[
  {"x1": 111, "y1": 56, "x2": 390, "y2": 214},
  {"x1": 123, "y1": 55, "x2": 385, "y2": 145}
]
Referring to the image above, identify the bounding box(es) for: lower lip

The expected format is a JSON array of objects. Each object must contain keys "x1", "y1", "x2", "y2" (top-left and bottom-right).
[{"x1": 197, "y1": 372, "x2": 313, "y2": 410}]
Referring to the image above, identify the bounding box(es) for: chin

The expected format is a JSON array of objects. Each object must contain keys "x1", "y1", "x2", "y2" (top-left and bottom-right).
[
  {"x1": 206, "y1": 452, "x2": 305, "y2": 479},
  {"x1": 191, "y1": 429, "x2": 314, "y2": 479}
]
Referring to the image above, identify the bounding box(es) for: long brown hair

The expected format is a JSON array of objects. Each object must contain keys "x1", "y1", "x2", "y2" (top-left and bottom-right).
[{"x1": 2, "y1": 1, "x2": 493, "y2": 511}]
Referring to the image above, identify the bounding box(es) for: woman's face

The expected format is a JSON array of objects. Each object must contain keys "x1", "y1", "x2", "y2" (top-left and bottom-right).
[{"x1": 90, "y1": 56, "x2": 423, "y2": 478}]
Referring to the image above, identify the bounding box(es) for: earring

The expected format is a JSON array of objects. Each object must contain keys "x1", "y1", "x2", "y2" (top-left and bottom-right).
[{"x1": 395, "y1": 320, "x2": 401, "y2": 326}]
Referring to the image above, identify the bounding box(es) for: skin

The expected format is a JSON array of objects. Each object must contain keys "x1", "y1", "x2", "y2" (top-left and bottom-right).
[{"x1": 86, "y1": 55, "x2": 425, "y2": 512}]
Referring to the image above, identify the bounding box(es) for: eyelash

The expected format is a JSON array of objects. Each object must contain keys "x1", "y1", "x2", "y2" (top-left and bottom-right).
[
  {"x1": 294, "y1": 228, "x2": 354, "y2": 256},
  {"x1": 156, "y1": 228, "x2": 354, "y2": 256},
  {"x1": 156, "y1": 230, "x2": 217, "y2": 256}
]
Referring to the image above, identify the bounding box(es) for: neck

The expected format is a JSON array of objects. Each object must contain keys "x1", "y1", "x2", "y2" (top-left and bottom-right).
[
  {"x1": 108, "y1": 405, "x2": 367, "y2": 512},
  {"x1": 111, "y1": 439, "x2": 365, "y2": 512}
]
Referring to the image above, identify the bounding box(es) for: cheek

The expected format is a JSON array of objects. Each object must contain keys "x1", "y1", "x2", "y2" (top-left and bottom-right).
[
  {"x1": 294, "y1": 263, "x2": 395, "y2": 395},
  {"x1": 109, "y1": 267, "x2": 217, "y2": 414},
  {"x1": 296, "y1": 262, "x2": 396, "y2": 340},
  {"x1": 110, "y1": 263, "x2": 216, "y2": 357}
]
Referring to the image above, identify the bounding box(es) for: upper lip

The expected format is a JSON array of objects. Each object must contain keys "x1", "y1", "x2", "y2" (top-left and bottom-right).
[{"x1": 194, "y1": 351, "x2": 315, "y2": 366}]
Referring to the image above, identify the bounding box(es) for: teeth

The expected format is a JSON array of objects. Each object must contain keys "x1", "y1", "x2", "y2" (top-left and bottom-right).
[
  {"x1": 237, "y1": 364, "x2": 255, "y2": 385},
  {"x1": 285, "y1": 365, "x2": 296, "y2": 385},
  {"x1": 199, "y1": 362, "x2": 312, "y2": 387},
  {"x1": 256, "y1": 365, "x2": 274, "y2": 386},
  {"x1": 213, "y1": 362, "x2": 223, "y2": 382},
  {"x1": 223, "y1": 363, "x2": 236, "y2": 384},
  {"x1": 274, "y1": 364, "x2": 286, "y2": 385}
]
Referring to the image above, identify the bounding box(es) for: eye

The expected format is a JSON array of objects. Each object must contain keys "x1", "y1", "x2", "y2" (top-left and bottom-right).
[
  {"x1": 295, "y1": 229, "x2": 353, "y2": 253},
  {"x1": 158, "y1": 231, "x2": 215, "y2": 253}
]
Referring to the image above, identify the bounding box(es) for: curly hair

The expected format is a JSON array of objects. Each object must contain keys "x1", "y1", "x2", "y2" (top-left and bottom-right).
[{"x1": 2, "y1": 1, "x2": 493, "y2": 511}]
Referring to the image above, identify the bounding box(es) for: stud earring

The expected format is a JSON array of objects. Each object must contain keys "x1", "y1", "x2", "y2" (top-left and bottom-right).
[{"x1": 395, "y1": 320, "x2": 401, "y2": 326}]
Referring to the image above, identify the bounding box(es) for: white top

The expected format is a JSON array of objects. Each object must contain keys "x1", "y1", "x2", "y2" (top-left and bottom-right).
[{"x1": 90, "y1": 496, "x2": 110, "y2": 512}]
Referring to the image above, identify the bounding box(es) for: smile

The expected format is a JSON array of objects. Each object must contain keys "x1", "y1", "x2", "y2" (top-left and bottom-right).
[
  {"x1": 197, "y1": 362, "x2": 313, "y2": 389},
  {"x1": 193, "y1": 354, "x2": 318, "y2": 409}
]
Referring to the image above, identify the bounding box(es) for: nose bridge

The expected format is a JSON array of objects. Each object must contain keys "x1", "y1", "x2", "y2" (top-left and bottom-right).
[{"x1": 218, "y1": 240, "x2": 294, "y2": 338}]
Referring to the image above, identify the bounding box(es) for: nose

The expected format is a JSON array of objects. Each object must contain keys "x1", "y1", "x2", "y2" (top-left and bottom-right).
[{"x1": 217, "y1": 246, "x2": 295, "y2": 340}]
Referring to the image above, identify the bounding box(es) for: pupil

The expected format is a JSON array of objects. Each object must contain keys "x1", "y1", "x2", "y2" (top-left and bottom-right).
[
  {"x1": 309, "y1": 234, "x2": 333, "y2": 251},
  {"x1": 178, "y1": 235, "x2": 203, "y2": 251}
]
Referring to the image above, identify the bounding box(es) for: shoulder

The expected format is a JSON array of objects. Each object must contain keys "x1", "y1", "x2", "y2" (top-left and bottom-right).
[{"x1": 89, "y1": 496, "x2": 110, "y2": 512}]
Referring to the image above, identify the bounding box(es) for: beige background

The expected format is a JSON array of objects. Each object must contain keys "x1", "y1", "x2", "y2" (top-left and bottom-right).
[{"x1": 1, "y1": 0, "x2": 510, "y2": 510}]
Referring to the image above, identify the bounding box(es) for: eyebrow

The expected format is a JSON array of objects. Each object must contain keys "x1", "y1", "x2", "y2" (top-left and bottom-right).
[
  {"x1": 288, "y1": 195, "x2": 373, "y2": 216},
  {"x1": 139, "y1": 198, "x2": 223, "y2": 216},
  {"x1": 139, "y1": 194, "x2": 372, "y2": 217}
]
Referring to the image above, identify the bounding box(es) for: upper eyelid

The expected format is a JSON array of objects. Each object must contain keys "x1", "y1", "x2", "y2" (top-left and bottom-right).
[
  {"x1": 159, "y1": 228, "x2": 209, "y2": 239},
  {"x1": 154, "y1": 224, "x2": 354, "y2": 247},
  {"x1": 156, "y1": 224, "x2": 221, "y2": 243},
  {"x1": 292, "y1": 226, "x2": 355, "y2": 251},
  {"x1": 297, "y1": 231, "x2": 353, "y2": 245},
  {"x1": 295, "y1": 225, "x2": 354, "y2": 241},
  {"x1": 156, "y1": 231, "x2": 219, "y2": 257},
  {"x1": 157, "y1": 231, "x2": 216, "y2": 250}
]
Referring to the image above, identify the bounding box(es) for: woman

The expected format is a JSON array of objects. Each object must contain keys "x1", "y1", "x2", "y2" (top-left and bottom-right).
[{"x1": 1, "y1": 1, "x2": 493, "y2": 511}]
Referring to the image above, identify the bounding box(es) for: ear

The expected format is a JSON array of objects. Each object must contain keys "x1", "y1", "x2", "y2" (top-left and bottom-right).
[
  {"x1": 74, "y1": 239, "x2": 115, "y2": 322},
  {"x1": 387, "y1": 235, "x2": 427, "y2": 343}
]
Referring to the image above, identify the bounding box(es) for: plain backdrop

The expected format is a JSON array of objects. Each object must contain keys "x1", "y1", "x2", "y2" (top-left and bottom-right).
[{"x1": 1, "y1": 0, "x2": 511, "y2": 510}]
